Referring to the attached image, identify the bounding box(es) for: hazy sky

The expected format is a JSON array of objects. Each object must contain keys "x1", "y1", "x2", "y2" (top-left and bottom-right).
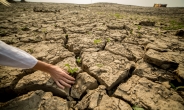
[{"x1": 18, "y1": 0, "x2": 184, "y2": 7}]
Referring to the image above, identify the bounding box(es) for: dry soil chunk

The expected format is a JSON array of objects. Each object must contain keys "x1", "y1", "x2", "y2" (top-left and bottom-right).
[
  {"x1": 74, "y1": 85, "x2": 132, "y2": 110},
  {"x1": 0, "y1": 36, "x2": 20, "y2": 46},
  {"x1": 68, "y1": 26, "x2": 92, "y2": 34},
  {"x1": 114, "y1": 75, "x2": 184, "y2": 110},
  {"x1": 0, "y1": 66, "x2": 31, "y2": 102},
  {"x1": 14, "y1": 71, "x2": 69, "y2": 98},
  {"x1": 74, "y1": 85, "x2": 106, "y2": 109},
  {"x1": 123, "y1": 43, "x2": 144, "y2": 61},
  {"x1": 133, "y1": 59, "x2": 174, "y2": 81},
  {"x1": 146, "y1": 37, "x2": 184, "y2": 52},
  {"x1": 162, "y1": 37, "x2": 184, "y2": 52},
  {"x1": 66, "y1": 34, "x2": 106, "y2": 54},
  {"x1": 176, "y1": 29, "x2": 184, "y2": 37},
  {"x1": 70, "y1": 72, "x2": 98, "y2": 99},
  {"x1": 144, "y1": 49, "x2": 184, "y2": 78},
  {"x1": 106, "y1": 42, "x2": 144, "y2": 61},
  {"x1": 94, "y1": 95, "x2": 132, "y2": 110},
  {"x1": 123, "y1": 34, "x2": 151, "y2": 45},
  {"x1": 0, "y1": 90, "x2": 44, "y2": 110},
  {"x1": 0, "y1": 67, "x2": 23, "y2": 90},
  {"x1": 38, "y1": 92, "x2": 69, "y2": 110},
  {"x1": 107, "y1": 23, "x2": 124, "y2": 29},
  {"x1": 81, "y1": 51, "x2": 135, "y2": 90},
  {"x1": 145, "y1": 39, "x2": 171, "y2": 52},
  {"x1": 19, "y1": 33, "x2": 44, "y2": 43},
  {"x1": 105, "y1": 42, "x2": 135, "y2": 60},
  {"x1": 177, "y1": 64, "x2": 184, "y2": 79},
  {"x1": 45, "y1": 31, "x2": 65, "y2": 41},
  {"x1": 139, "y1": 21, "x2": 155, "y2": 26},
  {"x1": 144, "y1": 49, "x2": 179, "y2": 70},
  {"x1": 108, "y1": 30, "x2": 127, "y2": 42},
  {"x1": 0, "y1": 90, "x2": 70, "y2": 110},
  {"x1": 19, "y1": 41, "x2": 74, "y2": 64}
]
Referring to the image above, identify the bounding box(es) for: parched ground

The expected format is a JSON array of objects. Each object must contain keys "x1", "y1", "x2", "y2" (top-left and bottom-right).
[{"x1": 0, "y1": 2, "x2": 184, "y2": 110}]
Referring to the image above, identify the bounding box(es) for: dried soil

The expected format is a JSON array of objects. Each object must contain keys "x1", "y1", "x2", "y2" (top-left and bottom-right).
[{"x1": 0, "y1": 2, "x2": 184, "y2": 110}]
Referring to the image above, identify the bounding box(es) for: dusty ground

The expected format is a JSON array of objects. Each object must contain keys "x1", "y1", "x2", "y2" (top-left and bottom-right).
[{"x1": 0, "y1": 2, "x2": 184, "y2": 110}]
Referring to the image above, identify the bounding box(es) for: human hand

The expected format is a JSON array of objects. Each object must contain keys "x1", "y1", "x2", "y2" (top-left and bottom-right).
[
  {"x1": 32, "y1": 60, "x2": 75, "y2": 89},
  {"x1": 47, "y1": 65, "x2": 75, "y2": 89}
]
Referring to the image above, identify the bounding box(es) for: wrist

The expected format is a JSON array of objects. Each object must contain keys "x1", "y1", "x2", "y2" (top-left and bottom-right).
[{"x1": 45, "y1": 64, "x2": 56, "y2": 74}]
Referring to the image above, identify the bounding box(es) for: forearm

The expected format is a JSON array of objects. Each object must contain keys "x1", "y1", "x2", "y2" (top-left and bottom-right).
[
  {"x1": 0, "y1": 41, "x2": 75, "y2": 89},
  {"x1": 32, "y1": 60, "x2": 54, "y2": 73},
  {"x1": 0, "y1": 41, "x2": 37, "y2": 69}
]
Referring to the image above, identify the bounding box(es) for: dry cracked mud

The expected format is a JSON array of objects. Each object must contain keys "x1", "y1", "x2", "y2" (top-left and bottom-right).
[{"x1": 0, "y1": 2, "x2": 184, "y2": 110}]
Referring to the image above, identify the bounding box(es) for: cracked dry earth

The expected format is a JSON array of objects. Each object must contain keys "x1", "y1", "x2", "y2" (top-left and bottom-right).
[{"x1": 0, "y1": 2, "x2": 184, "y2": 110}]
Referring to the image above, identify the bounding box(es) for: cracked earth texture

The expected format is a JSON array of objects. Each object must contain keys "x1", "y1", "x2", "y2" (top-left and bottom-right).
[{"x1": 0, "y1": 2, "x2": 184, "y2": 110}]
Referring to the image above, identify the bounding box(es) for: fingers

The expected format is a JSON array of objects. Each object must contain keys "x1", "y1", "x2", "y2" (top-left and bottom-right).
[
  {"x1": 62, "y1": 72, "x2": 75, "y2": 81},
  {"x1": 55, "y1": 81, "x2": 65, "y2": 89},
  {"x1": 55, "y1": 73, "x2": 75, "y2": 89},
  {"x1": 59, "y1": 80, "x2": 72, "y2": 88},
  {"x1": 62, "y1": 77, "x2": 75, "y2": 84},
  {"x1": 49, "y1": 66, "x2": 76, "y2": 89},
  {"x1": 55, "y1": 78, "x2": 74, "y2": 89}
]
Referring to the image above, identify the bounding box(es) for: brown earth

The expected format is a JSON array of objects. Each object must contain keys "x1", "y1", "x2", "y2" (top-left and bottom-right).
[{"x1": 0, "y1": 2, "x2": 184, "y2": 110}]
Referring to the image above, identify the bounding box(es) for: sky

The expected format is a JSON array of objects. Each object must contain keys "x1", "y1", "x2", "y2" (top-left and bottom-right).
[{"x1": 16, "y1": 0, "x2": 184, "y2": 7}]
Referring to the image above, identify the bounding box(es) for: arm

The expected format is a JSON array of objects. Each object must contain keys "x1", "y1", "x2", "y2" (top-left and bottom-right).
[{"x1": 0, "y1": 41, "x2": 75, "y2": 89}]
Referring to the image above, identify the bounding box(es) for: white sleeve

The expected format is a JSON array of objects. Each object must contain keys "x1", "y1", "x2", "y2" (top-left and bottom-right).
[{"x1": 0, "y1": 41, "x2": 38, "y2": 69}]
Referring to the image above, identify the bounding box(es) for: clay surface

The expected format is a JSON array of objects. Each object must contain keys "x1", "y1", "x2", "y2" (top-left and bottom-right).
[{"x1": 0, "y1": 2, "x2": 184, "y2": 110}]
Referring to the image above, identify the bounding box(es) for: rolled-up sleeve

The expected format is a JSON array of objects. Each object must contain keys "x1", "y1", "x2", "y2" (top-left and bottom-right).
[{"x1": 0, "y1": 41, "x2": 38, "y2": 69}]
